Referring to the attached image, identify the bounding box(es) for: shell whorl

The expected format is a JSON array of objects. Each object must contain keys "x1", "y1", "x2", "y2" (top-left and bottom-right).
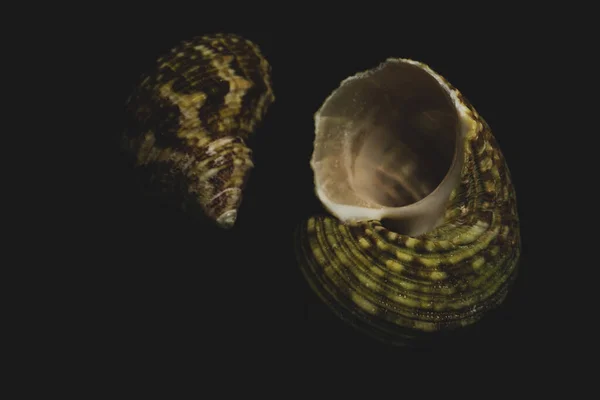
[
  {"x1": 122, "y1": 33, "x2": 274, "y2": 228},
  {"x1": 296, "y1": 59, "x2": 521, "y2": 345}
]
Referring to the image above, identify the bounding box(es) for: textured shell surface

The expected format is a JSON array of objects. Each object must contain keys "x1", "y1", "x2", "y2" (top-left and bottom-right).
[
  {"x1": 296, "y1": 58, "x2": 521, "y2": 345},
  {"x1": 122, "y1": 33, "x2": 275, "y2": 228}
]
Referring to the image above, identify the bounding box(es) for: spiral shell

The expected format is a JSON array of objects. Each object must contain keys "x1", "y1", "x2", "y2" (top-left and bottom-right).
[
  {"x1": 122, "y1": 33, "x2": 274, "y2": 228},
  {"x1": 296, "y1": 59, "x2": 520, "y2": 345}
]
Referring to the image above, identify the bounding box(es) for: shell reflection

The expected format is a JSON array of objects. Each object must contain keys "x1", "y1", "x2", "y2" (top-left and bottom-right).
[{"x1": 122, "y1": 33, "x2": 274, "y2": 228}]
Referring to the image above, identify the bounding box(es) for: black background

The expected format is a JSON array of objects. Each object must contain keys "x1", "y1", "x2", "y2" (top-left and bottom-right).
[{"x1": 76, "y1": 17, "x2": 555, "y2": 381}]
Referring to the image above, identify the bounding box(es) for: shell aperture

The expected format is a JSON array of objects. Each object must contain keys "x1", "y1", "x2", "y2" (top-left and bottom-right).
[
  {"x1": 296, "y1": 58, "x2": 521, "y2": 345},
  {"x1": 122, "y1": 33, "x2": 274, "y2": 228}
]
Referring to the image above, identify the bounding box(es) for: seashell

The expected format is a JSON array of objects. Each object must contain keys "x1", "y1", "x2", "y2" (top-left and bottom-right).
[
  {"x1": 295, "y1": 58, "x2": 521, "y2": 345},
  {"x1": 122, "y1": 33, "x2": 274, "y2": 228}
]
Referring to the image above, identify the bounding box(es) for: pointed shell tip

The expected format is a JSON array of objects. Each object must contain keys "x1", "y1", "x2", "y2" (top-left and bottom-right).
[{"x1": 216, "y1": 210, "x2": 238, "y2": 229}]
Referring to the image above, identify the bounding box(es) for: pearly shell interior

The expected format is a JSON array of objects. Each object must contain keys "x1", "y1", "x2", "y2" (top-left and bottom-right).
[{"x1": 312, "y1": 59, "x2": 477, "y2": 236}]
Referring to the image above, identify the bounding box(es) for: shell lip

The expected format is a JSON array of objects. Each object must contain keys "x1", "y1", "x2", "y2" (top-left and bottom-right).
[{"x1": 312, "y1": 58, "x2": 478, "y2": 236}]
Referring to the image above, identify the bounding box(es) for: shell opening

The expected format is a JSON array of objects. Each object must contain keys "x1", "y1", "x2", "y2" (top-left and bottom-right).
[{"x1": 312, "y1": 59, "x2": 472, "y2": 236}]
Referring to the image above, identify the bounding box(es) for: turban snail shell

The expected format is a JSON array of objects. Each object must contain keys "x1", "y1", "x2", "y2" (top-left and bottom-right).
[
  {"x1": 296, "y1": 58, "x2": 521, "y2": 345},
  {"x1": 122, "y1": 33, "x2": 274, "y2": 228}
]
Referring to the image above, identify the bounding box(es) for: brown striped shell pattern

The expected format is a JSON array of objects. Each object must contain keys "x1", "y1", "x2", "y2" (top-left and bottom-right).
[
  {"x1": 122, "y1": 33, "x2": 274, "y2": 228},
  {"x1": 295, "y1": 58, "x2": 521, "y2": 345}
]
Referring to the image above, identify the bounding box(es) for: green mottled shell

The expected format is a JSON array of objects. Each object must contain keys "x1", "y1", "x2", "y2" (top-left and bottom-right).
[
  {"x1": 296, "y1": 60, "x2": 521, "y2": 345},
  {"x1": 122, "y1": 33, "x2": 274, "y2": 228}
]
